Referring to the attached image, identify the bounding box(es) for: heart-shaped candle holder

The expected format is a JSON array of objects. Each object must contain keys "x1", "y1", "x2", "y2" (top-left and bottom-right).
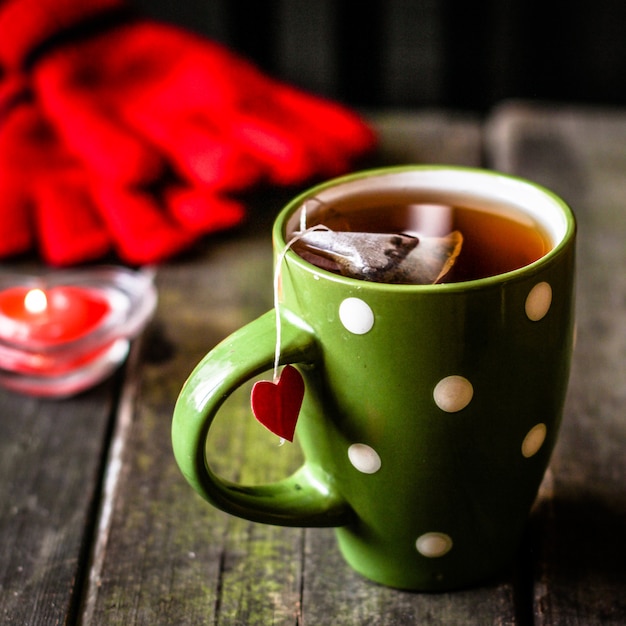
[{"x1": 0, "y1": 266, "x2": 157, "y2": 397}]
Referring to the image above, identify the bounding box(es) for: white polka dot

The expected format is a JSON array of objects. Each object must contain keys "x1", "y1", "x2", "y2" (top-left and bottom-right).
[
  {"x1": 339, "y1": 297, "x2": 374, "y2": 335},
  {"x1": 525, "y1": 282, "x2": 552, "y2": 321},
  {"x1": 521, "y1": 423, "x2": 547, "y2": 458},
  {"x1": 416, "y1": 532, "x2": 453, "y2": 558},
  {"x1": 433, "y1": 376, "x2": 473, "y2": 412},
  {"x1": 348, "y1": 443, "x2": 382, "y2": 474}
]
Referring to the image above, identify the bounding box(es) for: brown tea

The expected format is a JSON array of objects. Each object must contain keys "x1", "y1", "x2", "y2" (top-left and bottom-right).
[{"x1": 291, "y1": 199, "x2": 551, "y2": 283}]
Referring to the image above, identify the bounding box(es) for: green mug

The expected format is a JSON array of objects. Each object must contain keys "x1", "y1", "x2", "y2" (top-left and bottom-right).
[{"x1": 172, "y1": 166, "x2": 576, "y2": 591}]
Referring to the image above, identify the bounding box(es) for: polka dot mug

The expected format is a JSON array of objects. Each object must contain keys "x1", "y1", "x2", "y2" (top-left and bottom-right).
[{"x1": 172, "y1": 166, "x2": 576, "y2": 591}]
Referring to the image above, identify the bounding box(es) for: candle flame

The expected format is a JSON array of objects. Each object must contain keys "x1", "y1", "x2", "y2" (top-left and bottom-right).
[{"x1": 24, "y1": 288, "x2": 48, "y2": 314}]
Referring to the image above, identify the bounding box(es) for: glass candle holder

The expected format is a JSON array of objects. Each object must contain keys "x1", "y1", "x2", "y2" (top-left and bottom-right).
[{"x1": 0, "y1": 266, "x2": 157, "y2": 397}]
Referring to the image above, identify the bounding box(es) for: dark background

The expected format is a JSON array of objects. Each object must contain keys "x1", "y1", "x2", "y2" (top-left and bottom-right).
[{"x1": 137, "y1": 0, "x2": 626, "y2": 113}]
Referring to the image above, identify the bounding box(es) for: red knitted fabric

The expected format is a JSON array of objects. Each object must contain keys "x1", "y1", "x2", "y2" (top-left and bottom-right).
[{"x1": 0, "y1": 0, "x2": 376, "y2": 265}]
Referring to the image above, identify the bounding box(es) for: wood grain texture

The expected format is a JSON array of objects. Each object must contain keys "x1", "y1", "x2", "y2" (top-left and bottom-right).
[
  {"x1": 487, "y1": 101, "x2": 626, "y2": 625},
  {"x1": 0, "y1": 378, "x2": 119, "y2": 625}
]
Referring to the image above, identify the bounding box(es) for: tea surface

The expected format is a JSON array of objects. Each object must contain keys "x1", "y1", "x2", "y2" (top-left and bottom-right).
[{"x1": 293, "y1": 201, "x2": 550, "y2": 283}]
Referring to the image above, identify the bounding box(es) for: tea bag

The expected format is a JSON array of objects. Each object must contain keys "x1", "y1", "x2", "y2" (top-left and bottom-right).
[{"x1": 294, "y1": 229, "x2": 463, "y2": 284}]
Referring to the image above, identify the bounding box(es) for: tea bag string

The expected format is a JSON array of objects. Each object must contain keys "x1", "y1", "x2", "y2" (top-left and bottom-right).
[{"x1": 272, "y1": 223, "x2": 328, "y2": 382}]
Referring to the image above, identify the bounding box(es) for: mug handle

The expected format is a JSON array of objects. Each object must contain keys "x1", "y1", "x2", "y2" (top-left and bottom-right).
[{"x1": 172, "y1": 308, "x2": 354, "y2": 527}]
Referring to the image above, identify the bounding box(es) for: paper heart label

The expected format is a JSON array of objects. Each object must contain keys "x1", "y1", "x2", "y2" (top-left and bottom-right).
[{"x1": 250, "y1": 365, "x2": 305, "y2": 441}]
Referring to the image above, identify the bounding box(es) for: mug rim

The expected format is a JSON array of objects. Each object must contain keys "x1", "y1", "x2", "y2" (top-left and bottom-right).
[{"x1": 274, "y1": 165, "x2": 576, "y2": 292}]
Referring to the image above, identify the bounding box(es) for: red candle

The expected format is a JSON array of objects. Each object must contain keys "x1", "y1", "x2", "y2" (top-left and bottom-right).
[
  {"x1": 0, "y1": 285, "x2": 111, "y2": 346},
  {"x1": 0, "y1": 266, "x2": 155, "y2": 397}
]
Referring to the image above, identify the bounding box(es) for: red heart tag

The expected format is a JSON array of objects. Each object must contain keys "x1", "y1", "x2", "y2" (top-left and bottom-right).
[{"x1": 250, "y1": 365, "x2": 305, "y2": 442}]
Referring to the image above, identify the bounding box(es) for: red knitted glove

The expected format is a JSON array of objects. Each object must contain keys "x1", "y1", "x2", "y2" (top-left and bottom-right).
[
  {"x1": 0, "y1": 0, "x2": 375, "y2": 265},
  {"x1": 0, "y1": 92, "x2": 225, "y2": 265},
  {"x1": 0, "y1": 1, "x2": 246, "y2": 265},
  {"x1": 30, "y1": 17, "x2": 375, "y2": 189},
  {"x1": 0, "y1": 86, "x2": 109, "y2": 265}
]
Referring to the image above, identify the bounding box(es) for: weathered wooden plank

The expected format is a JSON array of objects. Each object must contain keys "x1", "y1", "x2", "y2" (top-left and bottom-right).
[
  {"x1": 81, "y1": 210, "x2": 308, "y2": 625},
  {"x1": 301, "y1": 527, "x2": 520, "y2": 626},
  {"x1": 82, "y1": 114, "x2": 527, "y2": 625},
  {"x1": 370, "y1": 109, "x2": 483, "y2": 167},
  {"x1": 0, "y1": 376, "x2": 120, "y2": 625},
  {"x1": 486, "y1": 102, "x2": 626, "y2": 625}
]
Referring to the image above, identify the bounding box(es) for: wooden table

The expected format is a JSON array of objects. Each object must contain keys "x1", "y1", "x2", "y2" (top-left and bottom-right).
[{"x1": 1, "y1": 103, "x2": 624, "y2": 625}]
